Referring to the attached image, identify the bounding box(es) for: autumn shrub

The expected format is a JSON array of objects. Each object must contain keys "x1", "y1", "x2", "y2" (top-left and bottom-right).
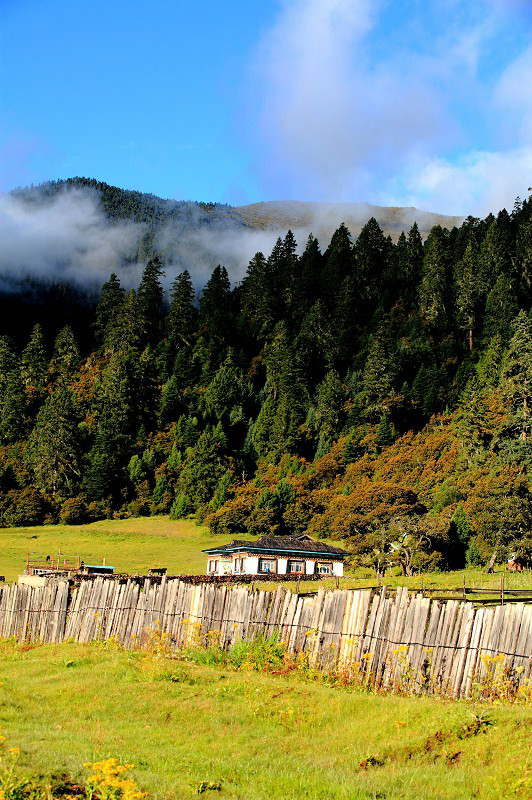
[
  {"x1": 60, "y1": 497, "x2": 89, "y2": 525},
  {"x1": 127, "y1": 498, "x2": 152, "y2": 517},
  {"x1": 0, "y1": 488, "x2": 44, "y2": 527},
  {"x1": 87, "y1": 499, "x2": 112, "y2": 521}
]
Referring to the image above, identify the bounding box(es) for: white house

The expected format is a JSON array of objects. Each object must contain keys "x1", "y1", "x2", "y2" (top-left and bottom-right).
[{"x1": 203, "y1": 534, "x2": 349, "y2": 577}]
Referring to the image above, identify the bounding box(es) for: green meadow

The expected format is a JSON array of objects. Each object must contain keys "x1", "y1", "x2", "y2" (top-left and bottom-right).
[
  {"x1": 2, "y1": 515, "x2": 532, "y2": 594},
  {"x1": 1, "y1": 640, "x2": 532, "y2": 800}
]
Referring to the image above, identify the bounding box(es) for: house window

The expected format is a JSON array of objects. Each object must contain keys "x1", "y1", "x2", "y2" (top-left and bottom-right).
[
  {"x1": 288, "y1": 560, "x2": 304, "y2": 574},
  {"x1": 233, "y1": 558, "x2": 244, "y2": 574},
  {"x1": 208, "y1": 560, "x2": 218, "y2": 573},
  {"x1": 317, "y1": 562, "x2": 332, "y2": 575},
  {"x1": 259, "y1": 557, "x2": 277, "y2": 574}
]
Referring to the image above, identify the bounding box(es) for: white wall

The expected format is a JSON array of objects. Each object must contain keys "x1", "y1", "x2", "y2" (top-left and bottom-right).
[
  {"x1": 207, "y1": 554, "x2": 345, "y2": 577},
  {"x1": 244, "y1": 555, "x2": 260, "y2": 575}
]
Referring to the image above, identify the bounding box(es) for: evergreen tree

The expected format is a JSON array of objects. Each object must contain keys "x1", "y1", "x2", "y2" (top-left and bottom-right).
[
  {"x1": 49, "y1": 326, "x2": 80, "y2": 383},
  {"x1": 320, "y1": 223, "x2": 352, "y2": 307},
  {"x1": 293, "y1": 234, "x2": 322, "y2": 319},
  {"x1": 419, "y1": 226, "x2": 449, "y2": 330},
  {"x1": 177, "y1": 423, "x2": 228, "y2": 511},
  {"x1": 240, "y1": 252, "x2": 273, "y2": 339},
  {"x1": 482, "y1": 274, "x2": 518, "y2": 344},
  {"x1": 20, "y1": 324, "x2": 47, "y2": 389},
  {"x1": 406, "y1": 222, "x2": 424, "y2": 290},
  {"x1": 26, "y1": 387, "x2": 81, "y2": 497},
  {"x1": 84, "y1": 352, "x2": 141, "y2": 499},
  {"x1": 376, "y1": 414, "x2": 396, "y2": 449},
  {"x1": 314, "y1": 370, "x2": 347, "y2": 444},
  {"x1": 0, "y1": 372, "x2": 25, "y2": 444},
  {"x1": 354, "y1": 217, "x2": 389, "y2": 308},
  {"x1": 362, "y1": 324, "x2": 397, "y2": 411},
  {"x1": 167, "y1": 270, "x2": 197, "y2": 352},
  {"x1": 455, "y1": 241, "x2": 480, "y2": 351},
  {"x1": 105, "y1": 289, "x2": 145, "y2": 354},
  {"x1": 95, "y1": 273, "x2": 124, "y2": 346},
  {"x1": 137, "y1": 256, "x2": 165, "y2": 347},
  {"x1": 0, "y1": 336, "x2": 25, "y2": 444},
  {"x1": 500, "y1": 311, "x2": 532, "y2": 441}
]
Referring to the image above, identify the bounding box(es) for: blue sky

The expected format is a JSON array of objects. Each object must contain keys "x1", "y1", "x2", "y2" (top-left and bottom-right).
[{"x1": 1, "y1": 0, "x2": 531, "y2": 214}]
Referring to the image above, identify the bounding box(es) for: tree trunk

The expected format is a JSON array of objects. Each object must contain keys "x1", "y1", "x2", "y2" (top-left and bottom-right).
[{"x1": 486, "y1": 548, "x2": 497, "y2": 574}]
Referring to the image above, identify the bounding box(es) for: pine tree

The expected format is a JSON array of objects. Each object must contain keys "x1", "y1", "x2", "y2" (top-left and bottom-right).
[
  {"x1": 95, "y1": 273, "x2": 124, "y2": 346},
  {"x1": 455, "y1": 241, "x2": 480, "y2": 351},
  {"x1": 419, "y1": 226, "x2": 449, "y2": 330},
  {"x1": 500, "y1": 311, "x2": 532, "y2": 441},
  {"x1": 293, "y1": 234, "x2": 322, "y2": 319},
  {"x1": 137, "y1": 256, "x2": 165, "y2": 347},
  {"x1": 167, "y1": 270, "x2": 197, "y2": 351},
  {"x1": 240, "y1": 252, "x2": 273, "y2": 339},
  {"x1": 84, "y1": 352, "x2": 141, "y2": 499},
  {"x1": 0, "y1": 336, "x2": 25, "y2": 443},
  {"x1": 376, "y1": 414, "x2": 396, "y2": 449},
  {"x1": 0, "y1": 372, "x2": 25, "y2": 444},
  {"x1": 455, "y1": 377, "x2": 493, "y2": 465},
  {"x1": 20, "y1": 324, "x2": 47, "y2": 389},
  {"x1": 314, "y1": 370, "x2": 347, "y2": 444},
  {"x1": 406, "y1": 222, "x2": 424, "y2": 289},
  {"x1": 26, "y1": 387, "x2": 81, "y2": 497},
  {"x1": 199, "y1": 265, "x2": 231, "y2": 329},
  {"x1": 177, "y1": 422, "x2": 228, "y2": 511},
  {"x1": 49, "y1": 326, "x2": 80, "y2": 383},
  {"x1": 354, "y1": 217, "x2": 388, "y2": 308},
  {"x1": 479, "y1": 220, "x2": 509, "y2": 290},
  {"x1": 321, "y1": 224, "x2": 352, "y2": 307},
  {"x1": 362, "y1": 324, "x2": 397, "y2": 411},
  {"x1": 105, "y1": 289, "x2": 146, "y2": 354},
  {"x1": 482, "y1": 274, "x2": 518, "y2": 344}
]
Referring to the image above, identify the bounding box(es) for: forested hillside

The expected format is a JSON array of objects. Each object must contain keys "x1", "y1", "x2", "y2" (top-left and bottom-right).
[{"x1": 1, "y1": 194, "x2": 532, "y2": 574}]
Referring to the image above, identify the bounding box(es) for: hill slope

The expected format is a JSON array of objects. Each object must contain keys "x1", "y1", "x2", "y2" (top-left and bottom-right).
[
  {"x1": 236, "y1": 199, "x2": 462, "y2": 241},
  {"x1": 13, "y1": 178, "x2": 462, "y2": 243}
]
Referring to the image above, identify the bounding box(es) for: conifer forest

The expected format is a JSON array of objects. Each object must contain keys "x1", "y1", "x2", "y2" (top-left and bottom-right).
[{"x1": 2, "y1": 185, "x2": 532, "y2": 576}]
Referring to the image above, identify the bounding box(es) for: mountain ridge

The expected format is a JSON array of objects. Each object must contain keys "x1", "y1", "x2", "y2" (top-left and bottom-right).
[{"x1": 12, "y1": 178, "x2": 463, "y2": 242}]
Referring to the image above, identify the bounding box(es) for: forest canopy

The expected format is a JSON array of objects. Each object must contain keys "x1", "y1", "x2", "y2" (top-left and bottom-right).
[{"x1": 1, "y1": 192, "x2": 532, "y2": 574}]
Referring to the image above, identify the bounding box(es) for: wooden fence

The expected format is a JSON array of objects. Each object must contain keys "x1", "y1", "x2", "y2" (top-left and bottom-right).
[{"x1": 1, "y1": 578, "x2": 532, "y2": 698}]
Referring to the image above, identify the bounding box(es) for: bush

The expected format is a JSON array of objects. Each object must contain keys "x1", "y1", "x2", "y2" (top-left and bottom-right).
[
  {"x1": 87, "y1": 500, "x2": 112, "y2": 521},
  {"x1": 1, "y1": 488, "x2": 45, "y2": 527},
  {"x1": 128, "y1": 498, "x2": 151, "y2": 517},
  {"x1": 60, "y1": 497, "x2": 89, "y2": 525},
  {"x1": 466, "y1": 537, "x2": 483, "y2": 567}
]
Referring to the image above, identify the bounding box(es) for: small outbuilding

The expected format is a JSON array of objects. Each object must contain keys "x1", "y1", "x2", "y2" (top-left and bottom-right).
[{"x1": 203, "y1": 534, "x2": 349, "y2": 577}]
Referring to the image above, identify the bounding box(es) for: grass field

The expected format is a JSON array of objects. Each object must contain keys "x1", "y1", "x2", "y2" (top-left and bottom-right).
[
  {"x1": 1, "y1": 640, "x2": 532, "y2": 800},
  {"x1": 2, "y1": 515, "x2": 532, "y2": 593},
  {"x1": 0, "y1": 516, "x2": 220, "y2": 583}
]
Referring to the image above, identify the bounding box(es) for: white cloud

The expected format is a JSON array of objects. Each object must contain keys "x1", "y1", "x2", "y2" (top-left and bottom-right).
[
  {"x1": 0, "y1": 188, "x2": 146, "y2": 288},
  {"x1": 254, "y1": 0, "x2": 449, "y2": 200},
  {"x1": 251, "y1": 0, "x2": 532, "y2": 216},
  {"x1": 494, "y1": 44, "x2": 532, "y2": 145},
  {"x1": 385, "y1": 147, "x2": 532, "y2": 217}
]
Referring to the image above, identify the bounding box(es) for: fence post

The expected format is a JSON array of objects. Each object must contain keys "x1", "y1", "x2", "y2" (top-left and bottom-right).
[{"x1": 501, "y1": 575, "x2": 504, "y2": 606}]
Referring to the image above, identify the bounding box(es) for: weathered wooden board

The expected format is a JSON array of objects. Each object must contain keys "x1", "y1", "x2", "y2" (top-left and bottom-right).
[{"x1": 2, "y1": 580, "x2": 532, "y2": 697}]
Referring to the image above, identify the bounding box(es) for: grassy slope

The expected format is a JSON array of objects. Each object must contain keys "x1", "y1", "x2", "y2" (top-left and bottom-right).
[
  {"x1": 0, "y1": 516, "x2": 221, "y2": 583},
  {"x1": 2, "y1": 515, "x2": 532, "y2": 592},
  {"x1": 1, "y1": 641, "x2": 531, "y2": 800}
]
